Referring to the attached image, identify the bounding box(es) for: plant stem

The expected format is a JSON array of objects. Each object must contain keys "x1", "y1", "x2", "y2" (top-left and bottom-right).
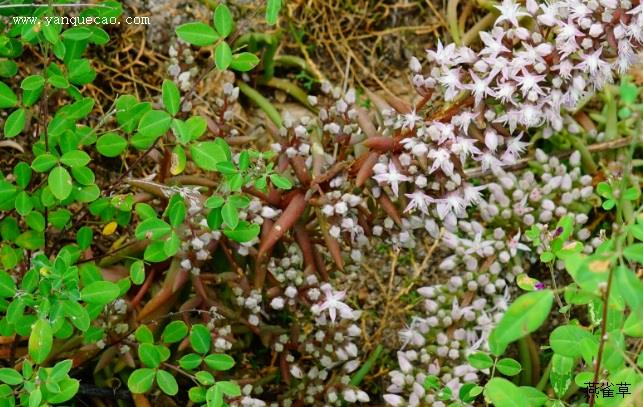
[
  {"x1": 568, "y1": 134, "x2": 598, "y2": 174},
  {"x1": 462, "y1": 11, "x2": 497, "y2": 46},
  {"x1": 350, "y1": 344, "x2": 383, "y2": 386},
  {"x1": 518, "y1": 336, "x2": 533, "y2": 386},
  {"x1": 262, "y1": 77, "x2": 317, "y2": 112},
  {"x1": 447, "y1": 0, "x2": 462, "y2": 45},
  {"x1": 237, "y1": 81, "x2": 283, "y2": 127},
  {"x1": 536, "y1": 358, "x2": 552, "y2": 391},
  {"x1": 588, "y1": 260, "x2": 615, "y2": 407}
]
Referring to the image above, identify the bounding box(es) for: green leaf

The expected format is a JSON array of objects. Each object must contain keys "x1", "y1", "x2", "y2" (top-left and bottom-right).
[
  {"x1": 190, "y1": 141, "x2": 228, "y2": 171},
  {"x1": 214, "y1": 4, "x2": 234, "y2": 37},
  {"x1": 549, "y1": 325, "x2": 593, "y2": 358},
  {"x1": 48, "y1": 74, "x2": 69, "y2": 89},
  {"x1": 189, "y1": 386, "x2": 207, "y2": 403},
  {"x1": 214, "y1": 42, "x2": 233, "y2": 70},
  {"x1": 162, "y1": 80, "x2": 180, "y2": 116},
  {"x1": 166, "y1": 195, "x2": 186, "y2": 227},
  {"x1": 176, "y1": 22, "x2": 219, "y2": 46},
  {"x1": 0, "y1": 271, "x2": 16, "y2": 297},
  {"x1": 223, "y1": 221, "x2": 260, "y2": 243},
  {"x1": 550, "y1": 354, "x2": 574, "y2": 397},
  {"x1": 29, "y1": 388, "x2": 42, "y2": 407},
  {"x1": 117, "y1": 100, "x2": 151, "y2": 133},
  {"x1": 144, "y1": 241, "x2": 170, "y2": 262},
  {"x1": 76, "y1": 226, "x2": 94, "y2": 249},
  {"x1": 138, "y1": 343, "x2": 161, "y2": 368},
  {"x1": 496, "y1": 358, "x2": 522, "y2": 376},
  {"x1": 162, "y1": 320, "x2": 188, "y2": 344},
  {"x1": 138, "y1": 110, "x2": 171, "y2": 139},
  {"x1": 556, "y1": 215, "x2": 574, "y2": 242},
  {"x1": 266, "y1": 0, "x2": 281, "y2": 25},
  {"x1": 0, "y1": 81, "x2": 18, "y2": 108},
  {"x1": 205, "y1": 195, "x2": 225, "y2": 208},
  {"x1": 196, "y1": 371, "x2": 215, "y2": 385},
  {"x1": 466, "y1": 352, "x2": 494, "y2": 370},
  {"x1": 614, "y1": 266, "x2": 642, "y2": 310},
  {"x1": 81, "y1": 281, "x2": 120, "y2": 304},
  {"x1": 206, "y1": 383, "x2": 224, "y2": 407},
  {"x1": 127, "y1": 368, "x2": 155, "y2": 394},
  {"x1": 14, "y1": 162, "x2": 32, "y2": 189},
  {"x1": 190, "y1": 324, "x2": 211, "y2": 354},
  {"x1": 156, "y1": 370, "x2": 178, "y2": 395},
  {"x1": 21, "y1": 75, "x2": 45, "y2": 91},
  {"x1": 48, "y1": 209, "x2": 72, "y2": 229},
  {"x1": 596, "y1": 181, "x2": 612, "y2": 198},
  {"x1": 0, "y1": 368, "x2": 22, "y2": 385},
  {"x1": 216, "y1": 380, "x2": 241, "y2": 396},
  {"x1": 623, "y1": 243, "x2": 643, "y2": 263},
  {"x1": 483, "y1": 378, "x2": 525, "y2": 407},
  {"x1": 216, "y1": 161, "x2": 238, "y2": 175},
  {"x1": 518, "y1": 386, "x2": 547, "y2": 407},
  {"x1": 29, "y1": 319, "x2": 53, "y2": 364},
  {"x1": 221, "y1": 202, "x2": 239, "y2": 229},
  {"x1": 15, "y1": 231, "x2": 44, "y2": 250},
  {"x1": 62, "y1": 26, "x2": 93, "y2": 41},
  {"x1": 623, "y1": 186, "x2": 640, "y2": 201},
  {"x1": 135, "y1": 218, "x2": 172, "y2": 240},
  {"x1": 186, "y1": 116, "x2": 207, "y2": 140},
  {"x1": 46, "y1": 377, "x2": 79, "y2": 403},
  {"x1": 574, "y1": 371, "x2": 594, "y2": 388},
  {"x1": 161, "y1": 232, "x2": 178, "y2": 258},
  {"x1": 270, "y1": 174, "x2": 292, "y2": 189},
  {"x1": 60, "y1": 150, "x2": 91, "y2": 168},
  {"x1": 459, "y1": 383, "x2": 483, "y2": 403},
  {"x1": 68, "y1": 58, "x2": 96, "y2": 85},
  {"x1": 204, "y1": 353, "x2": 235, "y2": 371},
  {"x1": 230, "y1": 52, "x2": 259, "y2": 72},
  {"x1": 0, "y1": 60, "x2": 18, "y2": 77},
  {"x1": 51, "y1": 359, "x2": 73, "y2": 382},
  {"x1": 4, "y1": 108, "x2": 26, "y2": 138},
  {"x1": 135, "y1": 325, "x2": 154, "y2": 344},
  {"x1": 572, "y1": 254, "x2": 611, "y2": 293},
  {"x1": 14, "y1": 191, "x2": 32, "y2": 216},
  {"x1": 130, "y1": 260, "x2": 145, "y2": 285},
  {"x1": 178, "y1": 353, "x2": 202, "y2": 370},
  {"x1": 488, "y1": 290, "x2": 554, "y2": 356},
  {"x1": 170, "y1": 145, "x2": 187, "y2": 175},
  {"x1": 61, "y1": 300, "x2": 90, "y2": 332},
  {"x1": 31, "y1": 153, "x2": 58, "y2": 172},
  {"x1": 96, "y1": 133, "x2": 128, "y2": 157},
  {"x1": 623, "y1": 309, "x2": 643, "y2": 337},
  {"x1": 620, "y1": 78, "x2": 638, "y2": 104},
  {"x1": 48, "y1": 166, "x2": 73, "y2": 200},
  {"x1": 228, "y1": 195, "x2": 250, "y2": 209},
  {"x1": 630, "y1": 224, "x2": 643, "y2": 241}
]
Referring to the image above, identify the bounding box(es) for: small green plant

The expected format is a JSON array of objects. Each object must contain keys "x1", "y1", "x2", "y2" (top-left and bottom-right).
[
  {"x1": 480, "y1": 172, "x2": 642, "y2": 406},
  {"x1": 176, "y1": 3, "x2": 259, "y2": 72},
  {"x1": 0, "y1": 1, "x2": 286, "y2": 405},
  {"x1": 127, "y1": 322, "x2": 239, "y2": 406}
]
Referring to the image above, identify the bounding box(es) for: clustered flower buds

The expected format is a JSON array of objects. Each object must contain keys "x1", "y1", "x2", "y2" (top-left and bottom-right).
[
  {"x1": 383, "y1": 150, "x2": 602, "y2": 405},
  {"x1": 233, "y1": 244, "x2": 367, "y2": 406},
  {"x1": 371, "y1": 0, "x2": 642, "y2": 233}
]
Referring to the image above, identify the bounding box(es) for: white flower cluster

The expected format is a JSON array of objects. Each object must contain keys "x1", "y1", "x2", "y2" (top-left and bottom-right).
[
  {"x1": 373, "y1": 0, "x2": 642, "y2": 225},
  {"x1": 321, "y1": 190, "x2": 369, "y2": 255},
  {"x1": 238, "y1": 244, "x2": 368, "y2": 405},
  {"x1": 383, "y1": 150, "x2": 601, "y2": 405}
]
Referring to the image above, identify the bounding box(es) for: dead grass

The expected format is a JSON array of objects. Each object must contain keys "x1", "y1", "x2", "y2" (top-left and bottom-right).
[{"x1": 284, "y1": 0, "x2": 448, "y2": 94}]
